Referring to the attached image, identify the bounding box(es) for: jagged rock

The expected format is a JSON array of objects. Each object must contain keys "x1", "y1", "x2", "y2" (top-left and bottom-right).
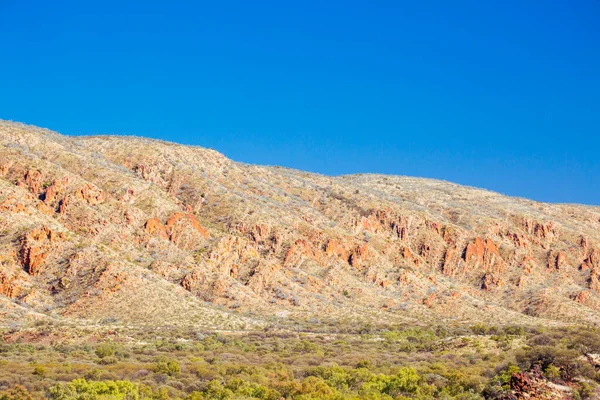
[
  {"x1": 509, "y1": 368, "x2": 572, "y2": 399},
  {"x1": 181, "y1": 269, "x2": 206, "y2": 293},
  {"x1": 481, "y1": 273, "x2": 503, "y2": 291},
  {"x1": 285, "y1": 239, "x2": 320, "y2": 266},
  {"x1": 555, "y1": 251, "x2": 568, "y2": 270},
  {"x1": 521, "y1": 256, "x2": 537, "y2": 273},
  {"x1": 19, "y1": 226, "x2": 65, "y2": 275},
  {"x1": 43, "y1": 178, "x2": 69, "y2": 203},
  {"x1": 589, "y1": 269, "x2": 600, "y2": 293},
  {"x1": 442, "y1": 247, "x2": 458, "y2": 276},
  {"x1": 581, "y1": 249, "x2": 600, "y2": 271},
  {"x1": 18, "y1": 169, "x2": 42, "y2": 194},
  {"x1": 75, "y1": 183, "x2": 106, "y2": 205},
  {"x1": 0, "y1": 259, "x2": 28, "y2": 298},
  {"x1": 36, "y1": 202, "x2": 54, "y2": 215},
  {"x1": 574, "y1": 290, "x2": 589, "y2": 304},
  {"x1": 325, "y1": 238, "x2": 350, "y2": 261},
  {"x1": 0, "y1": 195, "x2": 28, "y2": 214},
  {"x1": 349, "y1": 244, "x2": 373, "y2": 268},
  {"x1": 464, "y1": 237, "x2": 502, "y2": 270}
]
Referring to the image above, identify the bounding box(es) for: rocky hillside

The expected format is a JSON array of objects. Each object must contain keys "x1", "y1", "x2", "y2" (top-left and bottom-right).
[{"x1": 1, "y1": 120, "x2": 600, "y2": 330}]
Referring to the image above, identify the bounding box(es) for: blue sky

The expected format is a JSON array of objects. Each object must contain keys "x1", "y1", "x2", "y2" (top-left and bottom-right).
[{"x1": 1, "y1": 1, "x2": 599, "y2": 204}]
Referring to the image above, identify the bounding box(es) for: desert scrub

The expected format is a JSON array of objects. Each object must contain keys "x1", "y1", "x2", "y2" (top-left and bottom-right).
[
  {"x1": 48, "y1": 379, "x2": 140, "y2": 400},
  {"x1": 153, "y1": 356, "x2": 181, "y2": 376}
]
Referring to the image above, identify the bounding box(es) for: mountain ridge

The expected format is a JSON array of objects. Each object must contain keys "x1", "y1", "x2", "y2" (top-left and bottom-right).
[{"x1": 1, "y1": 119, "x2": 600, "y2": 331}]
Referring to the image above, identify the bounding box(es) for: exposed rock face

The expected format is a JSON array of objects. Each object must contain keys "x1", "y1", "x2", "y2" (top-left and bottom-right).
[
  {"x1": 0, "y1": 195, "x2": 28, "y2": 214},
  {"x1": 145, "y1": 217, "x2": 168, "y2": 239},
  {"x1": 208, "y1": 235, "x2": 259, "y2": 277},
  {"x1": 144, "y1": 213, "x2": 209, "y2": 247},
  {"x1": 75, "y1": 183, "x2": 107, "y2": 205},
  {"x1": 166, "y1": 212, "x2": 209, "y2": 241},
  {"x1": 582, "y1": 249, "x2": 599, "y2": 271},
  {"x1": 0, "y1": 260, "x2": 28, "y2": 299},
  {"x1": 555, "y1": 251, "x2": 568, "y2": 270},
  {"x1": 464, "y1": 237, "x2": 502, "y2": 269},
  {"x1": 18, "y1": 169, "x2": 42, "y2": 194},
  {"x1": 18, "y1": 226, "x2": 65, "y2": 276},
  {"x1": 2, "y1": 120, "x2": 600, "y2": 327}
]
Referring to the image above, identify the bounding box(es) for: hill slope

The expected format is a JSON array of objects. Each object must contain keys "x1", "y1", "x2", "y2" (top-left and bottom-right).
[{"x1": 1, "y1": 120, "x2": 600, "y2": 330}]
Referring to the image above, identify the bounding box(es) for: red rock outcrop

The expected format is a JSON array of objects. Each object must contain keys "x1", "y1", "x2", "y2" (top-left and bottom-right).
[
  {"x1": 145, "y1": 213, "x2": 209, "y2": 247},
  {"x1": 75, "y1": 183, "x2": 106, "y2": 205},
  {"x1": 521, "y1": 256, "x2": 537, "y2": 273},
  {"x1": 581, "y1": 249, "x2": 599, "y2": 271},
  {"x1": 43, "y1": 178, "x2": 69, "y2": 204},
  {"x1": 441, "y1": 247, "x2": 459, "y2": 276},
  {"x1": 166, "y1": 212, "x2": 209, "y2": 240},
  {"x1": 534, "y1": 221, "x2": 558, "y2": 241},
  {"x1": 507, "y1": 232, "x2": 528, "y2": 248},
  {"x1": 589, "y1": 269, "x2": 600, "y2": 293},
  {"x1": 145, "y1": 217, "x2": 168, "y2": 239},
  {"x1": 181, "y1": 269, "x2": 206, "y2": 293},
  {"x1": 464, "y1": 237, "x2": 503, "y2": 270},
  {"x1": 0, "y1": 262, "x2": 27, "y2": 299},
  {"x1": 509, "y1": 367, "x2": 571, "y2": 399},
  {"x1": 574, "y1": 290, "x2": 589, "y2": 304},
  {"x1": 19, "y1": 226, "x2": 65, "y2": 275},
  {"x1": 325, "y1": 238, "x2": 350, "y2": 261},
  {"x1": 349, "y1": 244, "x2": 373, "y2": 268},
  {"x1": 0, "y1": 195, "x2": 28, "y2": 214},
  {"x1": 58, "y1": 197, "x2": 70, "y2": 214},
  {"x1": 18, "y1": 169, "x2": 42, "y2": 194},
  {"x1": 284, "y1": 239, "x2": 320, "y2": 266},
  {"x1": 91, "y1": 264, "x2": 129, "y2": 295},
  {"x1": 37, "y1": 202, "x2": 54, "y2": 215},
  {"x1": 133, "y1": 163, "x2": 167, "y2": 186}
]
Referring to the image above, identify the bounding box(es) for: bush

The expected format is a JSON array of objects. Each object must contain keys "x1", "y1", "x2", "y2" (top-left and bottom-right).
[
  {"x1": 32, "y1": 365, "x2": 47, "y2": 377},
  {"x1": 95, "y1": 341, "x2": 117, "y2": 359},
  {"x1": 49, "y1": 379, "x2": 139, "y2": 400},
  {"x1": 153, "y1": 356, "x2": 181, "y2": 377}
]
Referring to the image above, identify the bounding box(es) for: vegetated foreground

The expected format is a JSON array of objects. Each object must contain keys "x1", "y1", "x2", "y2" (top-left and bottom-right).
[{"x1": 1, "y1": 120, "x2": 600, "y2": 399}]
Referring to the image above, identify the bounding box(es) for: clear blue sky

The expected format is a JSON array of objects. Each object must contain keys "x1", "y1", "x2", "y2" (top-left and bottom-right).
[{"x1": 1, "y1": 1, "x2": 599, "y2": 205}]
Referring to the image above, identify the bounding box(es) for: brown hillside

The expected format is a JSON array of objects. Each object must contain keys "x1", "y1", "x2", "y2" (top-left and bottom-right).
[{"x1": 1, "y1": 120, "x2": 600, "y2": 330}]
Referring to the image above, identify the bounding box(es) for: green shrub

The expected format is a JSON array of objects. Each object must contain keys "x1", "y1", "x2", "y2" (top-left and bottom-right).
[
  {"x1": 95, "y1": 341, "x2": 117, "y2": 359},
  {"x1": 32, "y1": 365, "x2": 47, "y2": 377},
  {"x1": 153, "y1": 356, "x2": 181, "y2": 377},
  {"x1": 49, "y1": 378, "x2": 139, "y2": 400}
]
